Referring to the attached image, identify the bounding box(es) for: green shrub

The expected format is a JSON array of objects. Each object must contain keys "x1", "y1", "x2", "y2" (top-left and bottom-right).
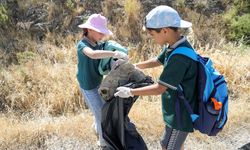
[
  {"x1": 223, "y1": 0, "x2": 250, "y2": 44},
  {"x1": 16, "y1": 51, "x2": 37, "y2": 64},
  {"x1": 0, "y1": 4, "x2": 8, "y2": 24},
  {"x1": 66, "y1": 0, "x2": 75, "y2": 11},
  {"x1": 228, "y1": 14, "x2": 250, "y2": 42}
]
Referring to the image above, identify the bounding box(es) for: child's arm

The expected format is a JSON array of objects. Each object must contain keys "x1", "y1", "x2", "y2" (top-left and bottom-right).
[
  {"x1": 114, "y1": 83, "x2": 167, "y2": 98},
  {"x1": 82, "y1": 47, "x2": 128, "y2": 60},
  {"x1": 134, "y1": 58, "x2": 161, "y2": 69}
]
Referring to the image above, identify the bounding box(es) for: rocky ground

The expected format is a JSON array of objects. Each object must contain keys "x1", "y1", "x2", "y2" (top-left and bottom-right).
[
  {"x1": 44, "y1": 123, "x2": 250, "y2": 150},
  {"x1": 3, "y1": 114, "x2": 248, "y2": 150},
  {"x1": 25, "y1": 123, "x2": 250, "y2": 150}
]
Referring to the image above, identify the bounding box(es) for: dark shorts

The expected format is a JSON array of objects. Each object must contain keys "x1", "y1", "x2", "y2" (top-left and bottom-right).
[{"x1": 160, "y1": 126, "x2": 188, "y2": 150}]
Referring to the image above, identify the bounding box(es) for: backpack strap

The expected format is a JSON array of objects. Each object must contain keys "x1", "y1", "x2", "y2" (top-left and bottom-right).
[
  {"x1": 177, "y1": 86, "x2": 199, "y2": 122},
  {"x1": 167, "y1": 47, "x2": 200, "y2": 125},
  {"x1": 168, "y1": 47, "x2": 198, "y2": 62}
]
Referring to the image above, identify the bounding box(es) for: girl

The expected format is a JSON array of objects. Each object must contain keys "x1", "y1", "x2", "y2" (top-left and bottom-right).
[{"x1": 77, "y1": 14, "x2": 128, "y2": 147}]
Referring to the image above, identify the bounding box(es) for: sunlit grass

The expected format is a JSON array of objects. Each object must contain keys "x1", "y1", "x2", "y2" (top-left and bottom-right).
[
  {"x1": 1, "y1": 37, "x2": 250, "y2": 149},
  {"x1": 1, "y1": 0, "x2": 250, "y2": 147}
]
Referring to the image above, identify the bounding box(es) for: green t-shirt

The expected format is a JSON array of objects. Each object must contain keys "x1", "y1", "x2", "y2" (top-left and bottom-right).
[
  {"x1": 157, "y1": 41, "x2": 198, "y2": 132},
  {"x1": 76, "y1": 39, "x2": 104, "y2": 90}
]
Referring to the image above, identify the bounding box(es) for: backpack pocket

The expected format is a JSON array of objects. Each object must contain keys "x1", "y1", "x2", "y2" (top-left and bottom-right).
[
  {"x1": 206, "y1": 101, "x2": 220, "y2": 115},
  {"x1": 191, "y1": 101, "x2": 216, "y2": 134}
]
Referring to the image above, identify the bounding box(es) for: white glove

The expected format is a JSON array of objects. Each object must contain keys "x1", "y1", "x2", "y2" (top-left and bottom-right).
[
  {"x1": 114, "y1": 87, "x2": 134, "y2": 98},
  {"x1": 113, "y1": 51, "x2": 129, "y2": 61},
  {"x1": 110, "y1": 59, "x2": 127, "y2": 70}
]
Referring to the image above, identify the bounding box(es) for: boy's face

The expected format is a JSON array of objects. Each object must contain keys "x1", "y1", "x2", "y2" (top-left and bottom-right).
[{"x1": 147, "y1": 28, "x2": 167, "y2": 46}]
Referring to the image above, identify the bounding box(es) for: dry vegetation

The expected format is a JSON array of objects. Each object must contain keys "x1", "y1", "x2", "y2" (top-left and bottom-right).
[
  {"x1": 1, "y1": 37, "x2": 249, "y2": 150},
  {"x1": 0, "y1": 0, "x2": 250, "y2": 149}
]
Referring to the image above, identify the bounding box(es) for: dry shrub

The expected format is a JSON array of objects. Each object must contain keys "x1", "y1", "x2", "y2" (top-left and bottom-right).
[
  {"x1": 47, "y1": 1, "x2": 58, "y2": 22},
  {"x1": 129, "y1": 38, "x2": 162, "y2": 62},
  {"x1": 102, "y1": 0, "x2": 144, "y2": 46},
  {"x1": 0, "y1": 26, "x2": 38, "y2": 67},
  {"x1": 0, "y1": 61, "x2": 81, "y2": 115},
  {"x1": 124, "y1": 0, "x2": 141, "y2": 17},
  {"x1": 123, "y1": 0, "x2": 143, "y2": 43},
  {"x1": 177, "y1": 7, "x2": 225, "y2": 49},
  {"x1": 102, "y1": 0, "x2": 122, "y2": 24},
  {"x1": 0, "y1": 40, "x2": 82, "y2": 116},
  {"x1": 17, "y1": 0, "x2": 49, "y2": 10},
  {"x1": 102, "y1": 0, "x2": 127, "y2": 42},
  {"x1": 42, "y1": 33, "x2": 78, "y2": 64}
]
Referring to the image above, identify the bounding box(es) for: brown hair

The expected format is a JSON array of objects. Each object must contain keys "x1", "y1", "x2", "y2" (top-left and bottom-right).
[
  {"x1": 146, "y1": 27, "x2": 178, "y2": 33},
  {"x1": 82, "y1": 28, "x2": 88, "y2": 37}
]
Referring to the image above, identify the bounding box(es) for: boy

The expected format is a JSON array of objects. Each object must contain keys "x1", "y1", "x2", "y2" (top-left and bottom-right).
[{"x1": 114, "y1": 5, "x2": 198, "y2": 150}]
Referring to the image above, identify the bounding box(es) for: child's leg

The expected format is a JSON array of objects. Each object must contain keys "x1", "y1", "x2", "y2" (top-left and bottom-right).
[
  {"x1": 80, "y1": 87, "x2": 106, "y2": 146},
  {"x1": 160, "y1": 126, "x2": 188, "y2": 150}
]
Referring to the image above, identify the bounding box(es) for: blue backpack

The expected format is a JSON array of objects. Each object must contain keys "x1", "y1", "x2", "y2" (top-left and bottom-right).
[{"x1": 168, "y1": 47, "x2": 228, "y2": 136}]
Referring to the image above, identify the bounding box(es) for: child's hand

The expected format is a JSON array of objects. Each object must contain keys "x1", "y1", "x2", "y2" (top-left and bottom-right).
[
  {"x1": 110, "y1": 59, "x2": 127, "y2": 70},
  {"x1": 113, "y1": 51, "x2": 129, "y2": 61},
  {"x1": 114, "y1": 87, "x2": 133, "y2": 98},
  {"x1": 133, "y1": 64, "x2": 143, "y2": 72}
]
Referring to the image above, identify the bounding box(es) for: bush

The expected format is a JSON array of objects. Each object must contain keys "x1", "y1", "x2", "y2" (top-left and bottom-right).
[
  {"x1": 223, "y1": 0, "x2": 250, "y2": 44},
  {"x1": 16, "y1": 51, "x2": 37, "y2": 64},
  {"x1": 228, "y1": 14, "x2": 250, "y2": 44},
  {"x1": 124, "y1": 0, "x2": 141, "y2": 17},
  {"x1": 0, "y1": 4, "x2": 8, "y2": 24}
]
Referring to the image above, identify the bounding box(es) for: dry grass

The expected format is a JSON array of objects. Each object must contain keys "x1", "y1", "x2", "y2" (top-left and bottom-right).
[
  {"x1": 0, "y1": 112, "x2": 96, "y2": 149},
  {"x1": 1, "y1": 38, "x2": 249, "y2": 149},
  {"x1": 124, "y1": 0, "x2": 141, "y2": 17},
  {"x1": 0, "y1": 39, "x2": 82, "y2": 116},
  {"x1": 1, "y1": 1, "x2": 250, "y2": 148}
]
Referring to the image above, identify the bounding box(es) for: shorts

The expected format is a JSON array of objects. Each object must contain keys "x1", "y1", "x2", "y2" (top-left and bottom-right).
[{"x1": 160, "y1": 126, "x2": 188, "y2": 150}]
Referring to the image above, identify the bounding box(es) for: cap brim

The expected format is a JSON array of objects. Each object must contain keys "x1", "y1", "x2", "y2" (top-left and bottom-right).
[
  {"x1": 142, "y1": 21, "x2": 191, "y2": 30},
  {"x1": 78, "y1": 23, "x2": 113, "y2": 36},
  {"x1": 180, "y1": 20, "x2": 192, "y2": 28}
]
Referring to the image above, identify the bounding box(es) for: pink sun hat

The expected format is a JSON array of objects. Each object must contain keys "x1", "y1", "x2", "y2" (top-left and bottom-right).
[{"x1": 78, "y1": 14, "x2": 113, "y2": 36}]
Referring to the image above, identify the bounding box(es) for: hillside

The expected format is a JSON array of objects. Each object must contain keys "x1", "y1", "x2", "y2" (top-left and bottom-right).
[{"x1": 0, "y1": 0, "x2": 250, "y2": 149}]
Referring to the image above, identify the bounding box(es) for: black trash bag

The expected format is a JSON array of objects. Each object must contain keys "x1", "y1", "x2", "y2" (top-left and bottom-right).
[
  {"x1": 239, "y1": 142, "x2": 250, "y2": 150},
  {"x1": 101, "y1": 77, "x2": 153, "y2": 150}
]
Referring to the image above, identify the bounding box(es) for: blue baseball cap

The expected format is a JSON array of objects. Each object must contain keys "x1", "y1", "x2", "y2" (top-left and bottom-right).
[{"x1": 144, "y1": 5, "x2": 192, "y2": 29}]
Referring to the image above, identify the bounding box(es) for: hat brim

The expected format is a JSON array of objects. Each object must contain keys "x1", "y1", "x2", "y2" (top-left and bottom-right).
[
  {"x1": 142, "y1": 25, "x2": 147, "y2": 31},
  {"x1": 180, "y1": 20, "x2": 192, "y2": 28},
  {"x1": 142, "y1": 20, "x2": 192, "y2": 31},
  {"x1": 78, "y1": 23, "x2": 113, "y2": 36}
]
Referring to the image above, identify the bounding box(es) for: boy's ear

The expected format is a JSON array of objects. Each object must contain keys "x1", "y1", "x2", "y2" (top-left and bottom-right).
[{"x1": 162, "y1": 28, "x2": 168, "y2": 33}]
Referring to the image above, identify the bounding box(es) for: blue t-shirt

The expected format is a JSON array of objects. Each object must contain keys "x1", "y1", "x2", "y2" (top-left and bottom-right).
[{"x1": 76, "y1": 39, "x2": 104, "y2": 90}]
